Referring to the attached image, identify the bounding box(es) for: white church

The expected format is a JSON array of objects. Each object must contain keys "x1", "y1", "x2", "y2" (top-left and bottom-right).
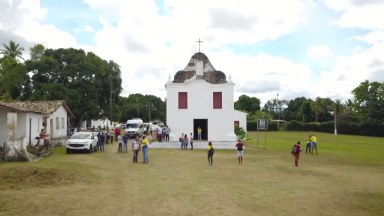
[{"x1": 165, "y1": 51, "x2": 247, "y2": 142}]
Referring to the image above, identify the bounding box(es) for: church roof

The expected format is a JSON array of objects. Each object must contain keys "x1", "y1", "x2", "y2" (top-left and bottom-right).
[{"x1": 172, "y1": 52, "x2": 227, "y2": 84}]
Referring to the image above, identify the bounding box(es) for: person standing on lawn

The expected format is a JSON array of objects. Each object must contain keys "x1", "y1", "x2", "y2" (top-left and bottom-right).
[
  {"x1": 189, "y1": 133, "x2": 194, "y2": 150},
  {"x1": 183, "y1": 134, "x2": 188, "y2": 150},
  {"x1": 118, "y1": 134, "x2": 123, "y2": 152},
  {"x1": 292, "y1": 141, "x2": 302, "y2": 167},
  {"x1": 306, "y1": 135, "x2": 312, "y2": 153},
  {"x1": 311, "y1": 134, "x2": 318, "y2": 154},
  {"x1": 180, "y1": 133, "x2": 184, "y2": 149},
  {"x1": 235, "y1": 139, "x2": 244, "y2": 164},
  {"x1": 115, "y1": 127, "x2": 120, "y2": 141},
  {"x1": 132, "y1": 136, "x2": 140, "y2": 163},
  {"x1": 164, "y1": 125, "x2": 171, "y2": 142},
  {"x1": 207, "y1": 142, "x2": 214, "y2": 165},
  {"x1": 141, "y1": 135, "x2": 149, "y2": 164},
  {"x1": 123, "y1": 134, "x2": 129, "y2": 153},
  {"x1": 99, "y1": 133, "x2": 106, "y2": 152}
]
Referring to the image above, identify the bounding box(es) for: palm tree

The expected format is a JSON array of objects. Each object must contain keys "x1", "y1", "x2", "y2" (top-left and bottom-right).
[
  {"x1": 311, "y1": 97, "x2": 325, "y2": 122},
  {"x1": 0, "y1": 41, "x2": 25, "y2": 62},
  {"x1": 332, "y1": 99, "x2": 345, "y2": 115},
  {"x1": 344, "y1": 99, "x2": 357, "y2": 113}
]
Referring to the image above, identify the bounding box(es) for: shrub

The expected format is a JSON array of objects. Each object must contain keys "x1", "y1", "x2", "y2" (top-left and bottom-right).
[{"x1": 283, "y1": 120, "x2": 384, "y2": 137}]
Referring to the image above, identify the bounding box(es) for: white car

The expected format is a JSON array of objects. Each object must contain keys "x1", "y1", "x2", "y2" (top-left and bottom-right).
[{"x1": 66, "y1": 132, "x2": 98, "y2": 154}]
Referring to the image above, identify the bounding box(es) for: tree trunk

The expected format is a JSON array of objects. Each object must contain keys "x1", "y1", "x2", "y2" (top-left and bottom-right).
[{"x1": 315, "y1": 114, "x2": 318, "y2": 122}]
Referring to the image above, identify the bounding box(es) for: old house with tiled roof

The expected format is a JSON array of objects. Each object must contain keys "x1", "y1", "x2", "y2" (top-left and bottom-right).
[
  {"x1": 164, "y1": 52, "x2": 247, "y2": 142},
  {"x1": 0, "y1": 101, "x2": 43, "y2": 159},
  {"x1": 11, "y1": 100, "x2": 74, "y2": 146},
  {"x1": 1, "y1": 100, "x2": 74, "y2": 159}
]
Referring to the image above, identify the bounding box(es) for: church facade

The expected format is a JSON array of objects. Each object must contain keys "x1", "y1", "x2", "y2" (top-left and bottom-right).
[{"x1": 165, "y1": 52, "x2": 247, "y2": 142}]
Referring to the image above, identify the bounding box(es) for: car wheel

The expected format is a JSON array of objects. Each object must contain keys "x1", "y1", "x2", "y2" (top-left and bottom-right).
[
  {"x1": 88, "y1": 145, "x2": 92, "y2": 154},
  {"x1": 66, "y1": 149, "x2": 70, "y2": 154}
]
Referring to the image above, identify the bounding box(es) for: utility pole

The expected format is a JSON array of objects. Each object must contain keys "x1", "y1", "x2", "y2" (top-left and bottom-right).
[
  {"x1": 110, "y1": 78, "x2": 113, "y2": 129},
  {"x1": 334, "y1": 105, "x2": 337, "y2": 135},
  {"x1": 148, "y1": 103, "x2": 151, "y2": 122}
]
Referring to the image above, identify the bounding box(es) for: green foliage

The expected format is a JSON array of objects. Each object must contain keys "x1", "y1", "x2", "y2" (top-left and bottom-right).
[
  {"x1": 0, "y1": 41, "x2": 25, "y2": 62},
  {"x1": 117, "y1": 93, "x2": 165, "y2": 122},
  {"x1": 283, "y1": 120, "x2": 384, "y2": 137},
  {"x1": 234, "y1": 95, "x2": 261, "y2": 113},
  {"x1": 234, "y1": 124, "x2": 246, "y2": 140},
  {"x1": 352, "y1": 80, "x2": 384, "y2": 122}
]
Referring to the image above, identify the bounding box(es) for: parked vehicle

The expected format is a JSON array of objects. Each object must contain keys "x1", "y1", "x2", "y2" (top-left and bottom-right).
[
  {"x1": 66, "y1": 132, "x2": 98, "y2": 154},
  {"x1": 125, "y1": 118, "x2": 144, "y2": 138}
]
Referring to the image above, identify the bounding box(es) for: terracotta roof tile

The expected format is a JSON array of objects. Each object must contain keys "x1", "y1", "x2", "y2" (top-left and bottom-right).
[
  {"x1": 0, "y1": 101, "x2": 40, "y2": 113},
  {"x1": 11, "y1": 100, "x2": 74, "y2": 118}
]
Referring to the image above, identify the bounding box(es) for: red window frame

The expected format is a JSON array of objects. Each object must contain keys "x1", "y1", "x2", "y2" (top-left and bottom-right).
[
  {"x1": 178, "y1": 92, "x2": 188, "y2": 109},
  {"x1": 213, "y1": 92, "x2": 222, "y2": 109}
]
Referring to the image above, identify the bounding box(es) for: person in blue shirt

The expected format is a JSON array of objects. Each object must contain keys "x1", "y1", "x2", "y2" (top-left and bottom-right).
[
  {"x1": 123, "y1": 134, "x2": 129, "y2": 153},
  {"x1": 99, "y1": 133, "x2": 106, "y2": 152}
]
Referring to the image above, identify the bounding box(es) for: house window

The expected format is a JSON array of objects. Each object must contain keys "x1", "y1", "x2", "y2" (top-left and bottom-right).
[
  {"x1": 178, "y1": 92, "x2": 188, "y2": 109},
  {"x1": 62, "y1": 118, "x2": 65, "y2": 129},
  {"x1": 56, "y1": 117, "x2": 59, "y2": 129},
  {"x1": 213, "y1": 92, "x2": 222, "y2": 109}
]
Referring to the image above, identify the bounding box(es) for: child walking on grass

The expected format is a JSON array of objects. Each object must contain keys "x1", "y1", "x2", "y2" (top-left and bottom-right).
[
  {"x1": 207, "y1": 142, "x2": 214, "y2": 165},
  {"x1": 291, "y1": 141, "x2": 302, "y2": 167}
]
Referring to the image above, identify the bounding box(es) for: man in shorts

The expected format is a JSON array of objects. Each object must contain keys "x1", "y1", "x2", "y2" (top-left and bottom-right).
[{"x1": 235, "y1": 139, "x2": 244, "y2": 164}]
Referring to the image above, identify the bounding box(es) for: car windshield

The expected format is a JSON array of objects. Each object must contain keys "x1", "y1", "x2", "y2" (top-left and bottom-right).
[
  {"x1": 126, "y1": 123, "x2": 138, "y2": 129},
  {"x1": 71, "y1": 134, "x2": 90, "y2": 139}
]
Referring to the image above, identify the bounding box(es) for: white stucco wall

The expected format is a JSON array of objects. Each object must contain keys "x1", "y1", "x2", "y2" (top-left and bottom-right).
[
  {"x1": 0, "y1": 108, "x2": 8, "y2": 147},
  {"x1": 233, "y1": 110, "x2": 247, "y2": 132},
  {"x1": 166, "y1": 79, "x2": 237, "y2": 141},
  {"x1": 16, "y1": 112, "x2": 26, "y2": 139},
  {"x1": 24, "y1": 113, "x2": 43, "y2": 148},
  {"x1": 46, "y1": 105, "x2": 68, "y2": 138}
]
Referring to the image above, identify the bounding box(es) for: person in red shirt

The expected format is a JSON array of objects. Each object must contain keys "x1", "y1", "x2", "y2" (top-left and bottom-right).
[
  {"x1": 115, "y1": 128, "x2": 121, "y2": 141},
  {"x1": 292, "y1": 141, "x2": 302, "y2": 167},
  {"x1": 235, "y1": 139, "x2": 244, "y2": 164}
]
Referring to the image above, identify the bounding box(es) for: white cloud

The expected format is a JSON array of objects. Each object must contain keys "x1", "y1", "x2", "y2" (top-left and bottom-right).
[
  {"x1": 2, "y1": 0, "x2": 384, "y2": 106},
  {"x1": 74, "y1": 25, "x2": 95, "y2": 33},
  {"x1": 322, "y1": 0, "x2": 384, "y2": 30},
  {"x1": 306, "y1": 45, "x2": 334, "y2": 59},
  {"x1": 0, "y1": 0, "x2": 77, "y2": 53}
]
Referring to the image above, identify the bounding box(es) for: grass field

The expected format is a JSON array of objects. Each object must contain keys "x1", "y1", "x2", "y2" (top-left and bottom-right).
[{"x1": 1, "y1": 131, "x2": 383, "y2": 216}]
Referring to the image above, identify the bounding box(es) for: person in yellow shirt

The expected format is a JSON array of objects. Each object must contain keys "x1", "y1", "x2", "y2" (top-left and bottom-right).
[
  {"x1": 207, "y1": 142, "x2": 214, "y2": 165},
  {"x1": 305, "y1": 135, "x2": 312, "y2": 153},
  {"x1": 197, "y1": 127, "x2": 202, "y2": 140},
  {"x1": 311, "y1": 134, "x2": 318, "y2": 154},
  {"x1": 141, "y1": 135, "x2": 149, "y2": 164}
]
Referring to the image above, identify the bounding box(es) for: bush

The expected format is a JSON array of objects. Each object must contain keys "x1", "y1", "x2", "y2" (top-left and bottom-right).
[
  {"x1": 247, "y1": 120, "x2": 278, "y2": 131},
  {"x1": 283, "y1": 120, "x2": 384, "y2": 137}
]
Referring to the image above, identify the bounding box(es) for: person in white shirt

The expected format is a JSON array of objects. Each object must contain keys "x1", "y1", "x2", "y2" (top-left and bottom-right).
[
  {"x1": 189, "y1": 133, "x2": 194, "y2": 150},
  {"x1": 132, "y1": 136, "x2": 140, "y2": 163},
  {"x1": 118, "y1": 134, "x2": 123, "y2": 152},
  {"x1": 157, "y1": 127, "x2": 163, "y2": 142}
]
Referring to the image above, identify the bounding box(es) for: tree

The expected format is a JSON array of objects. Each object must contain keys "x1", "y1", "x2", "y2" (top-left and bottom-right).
[
  {"x1": 0, "y1": 56, "x2": 30, "y2": 100},
  {"x1": 298, "y1": 101, "x2": 313, "y2": 122},
  {"x1": 27, "y1": 48, "x2": 122, "y2": 126},
  {"x1": 0, "y1": 41, "x2": 25, "y2": 62},
  {"x1": 311, "y1": 97, "x2": 325, "y2": 122},
  {"x1": 262, "y1": 97, "x2": 287, "y2": 120},
  {"x1": 234, "y1": 95, "x2": 261, "y2": 113},
  {"x1": 283, "y1": 97, "x2": 309, "y2": 121},
  {"x1": 29, "y1": 44, "x2": 45, "y2": 62},
  {"x1": 352, "y1": 80, "x2": 384, "y2": 122}
]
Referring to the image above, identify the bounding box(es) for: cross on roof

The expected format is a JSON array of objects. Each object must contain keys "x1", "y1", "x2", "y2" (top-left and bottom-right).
[{"x1": 196, "y1": 38, "x2": 203, "y2": 52}]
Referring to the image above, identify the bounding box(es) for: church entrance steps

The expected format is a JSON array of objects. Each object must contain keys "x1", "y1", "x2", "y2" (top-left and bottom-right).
[{"x1": 149, "y1": 141, "x2": 236, "y2": 149}]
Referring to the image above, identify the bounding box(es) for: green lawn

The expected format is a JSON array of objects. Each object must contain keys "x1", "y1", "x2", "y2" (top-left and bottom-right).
[{"x1": 0, "y1": 131, "x2": 383, "y2": 216}]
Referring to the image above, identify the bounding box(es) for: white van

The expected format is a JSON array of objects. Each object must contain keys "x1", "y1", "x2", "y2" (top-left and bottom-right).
[{"x1": 126, "y1": 118, "x2": 144, "y2": 138}]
